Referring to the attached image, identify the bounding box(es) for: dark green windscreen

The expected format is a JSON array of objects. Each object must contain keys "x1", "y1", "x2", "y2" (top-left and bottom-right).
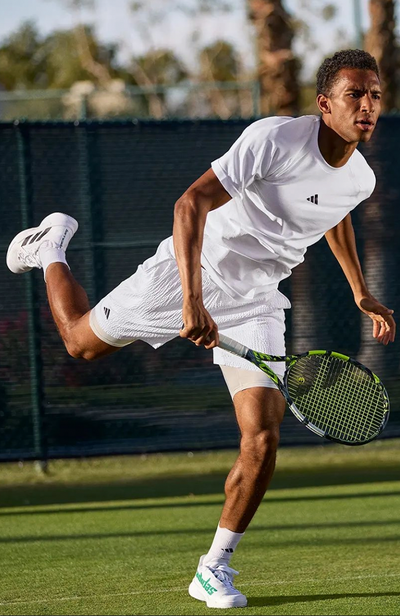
[{"x1": 0, "y1": 118, "x2": 399, "y2": 460}]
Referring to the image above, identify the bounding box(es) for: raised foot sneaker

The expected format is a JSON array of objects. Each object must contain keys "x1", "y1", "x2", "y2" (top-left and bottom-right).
[
  {"x1": 188, "y1": 555, "x2": 247, "y2": 609},
  {"x1": 6, "y1": 213, "x2": 78, "y2": 274}
]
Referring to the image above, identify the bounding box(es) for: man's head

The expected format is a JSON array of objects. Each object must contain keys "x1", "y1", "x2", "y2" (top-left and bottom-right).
[{"x1": 316, "y1": 49, "x2": 381, "y2": 143}]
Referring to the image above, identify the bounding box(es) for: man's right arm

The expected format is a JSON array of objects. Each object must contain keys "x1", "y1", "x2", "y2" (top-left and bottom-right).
[{"x1": 173, "y1": 168, "x2": 231, "y2": 348}]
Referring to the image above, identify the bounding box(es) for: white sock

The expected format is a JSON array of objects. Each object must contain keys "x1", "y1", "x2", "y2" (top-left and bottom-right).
[
  {"x1": 39, "y1": 246, "x2": 69, "y2": 280},
  {"x1": 204, "y1": 524, "x2": 245, "y2": 565}
]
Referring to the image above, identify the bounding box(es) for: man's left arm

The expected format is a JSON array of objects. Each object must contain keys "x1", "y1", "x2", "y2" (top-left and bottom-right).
[{"x1": 325, "y1": 213, "x2": 396, "y2": 345}]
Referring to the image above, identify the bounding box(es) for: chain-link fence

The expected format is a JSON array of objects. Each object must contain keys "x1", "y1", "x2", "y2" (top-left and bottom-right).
[
  {"x1": 1, "y1": 117, "x2": 399, "y2": 462},
  {"x1": 0, "y1": 82, "x2": 261, "y2": 122}
]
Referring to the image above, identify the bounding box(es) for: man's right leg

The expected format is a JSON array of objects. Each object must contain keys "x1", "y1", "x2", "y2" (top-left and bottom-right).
[{"x1": 188, "y1": 385, "x2": 285, "y2": 609}]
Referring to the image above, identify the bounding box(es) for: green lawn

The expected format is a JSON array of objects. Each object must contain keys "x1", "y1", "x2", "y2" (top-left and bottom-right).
[{"x1": 1, "y1": 440, "x2": 400, "y2": 615}]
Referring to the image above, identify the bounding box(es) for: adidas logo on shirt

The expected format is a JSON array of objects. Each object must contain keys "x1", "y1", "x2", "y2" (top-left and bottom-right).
[{"x1": 307, "y1": 194, "x2": 319, "y2": 204}]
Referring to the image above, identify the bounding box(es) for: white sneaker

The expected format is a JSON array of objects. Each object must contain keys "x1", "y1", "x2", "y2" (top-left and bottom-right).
[
  {"x1": 6, "y1": 213, "x2": 78, "y2": 274},
  {"x1": 188, "y1": 555, "x2": 247, "y2": 609}
]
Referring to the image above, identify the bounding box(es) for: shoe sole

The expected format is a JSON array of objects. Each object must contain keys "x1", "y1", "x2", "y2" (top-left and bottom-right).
[
  {"x1": 188, "y1": 580, "x2": 247, "y2": 609},
  {"x1": 6, "y1": 212, "x2": 78, "y2": 274}
]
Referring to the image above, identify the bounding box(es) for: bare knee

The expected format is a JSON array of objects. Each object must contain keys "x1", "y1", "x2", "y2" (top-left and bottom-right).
[
  {"x1": 241, "y1": 427, "x2": 280, "y2": 466},
  {"x1": 232, "y1": 387, "x2": 285, "y2": 470},
  {"x1": 62, "y1": 320, "x2": 117, "y2": 361}
]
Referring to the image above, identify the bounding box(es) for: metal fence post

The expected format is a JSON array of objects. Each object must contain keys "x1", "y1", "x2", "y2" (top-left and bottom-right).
[
  {"x1": 353, "y1": 0, "x2": 363, "y2": 49},
  {"x1": 76, "y1": 122, "x2": 98, "y2": 305},
  {"x1": 252, "y1": 80, "x2": 261, "y2": 117},
  {"x1": 14, "y1": 121, "x2": 47, "y2": 470},
  {"x1": 79, "y1": 94, "x2": 88, "y2": 121}
]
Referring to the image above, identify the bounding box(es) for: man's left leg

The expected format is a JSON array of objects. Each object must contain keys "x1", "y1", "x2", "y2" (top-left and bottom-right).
[
  {"x1": 189, "y1": 384, "x2": 285, "y2": 608},
  {"x1": 7, "y1": 212, "x2": 120, "y2": 361}
]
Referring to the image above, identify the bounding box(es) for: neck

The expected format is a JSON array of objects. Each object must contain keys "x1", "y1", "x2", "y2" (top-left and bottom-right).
[{"x1": 318, "y1": 118, "x2": 358, "y2": 167}]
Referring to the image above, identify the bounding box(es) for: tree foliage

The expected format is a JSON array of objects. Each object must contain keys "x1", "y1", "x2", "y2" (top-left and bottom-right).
[
  {"x1": 199, "y1": 41, "x2": 240, "y2": 82},
  {"x1": 0, "y1": 22, "x2": 120, "y2": 90},
  {"x1": 0, "y1": 22, "x2": 46, "y2": 90},
  {"x1": 129, "y1": 50, "x2": 188, "y2": 86}
]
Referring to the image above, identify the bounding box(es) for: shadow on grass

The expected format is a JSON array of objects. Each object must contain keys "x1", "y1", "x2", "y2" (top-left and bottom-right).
[
  {"x1": 249, "y1": 591, "x2": 400, "y2": 608},
  {"x1": 1, "y1": 488, "x2": 400, "y2": 516},
  {"x1": 1, "y1": 464, "x2": 400, "y2": 509},
  {"x1": 2, "y1": 523, "x2": 400, "y2": 545}
]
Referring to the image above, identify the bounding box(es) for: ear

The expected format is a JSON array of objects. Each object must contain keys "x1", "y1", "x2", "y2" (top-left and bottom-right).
[{"x1": 316, "y1": 93, "x2": 331, "y2": 115}]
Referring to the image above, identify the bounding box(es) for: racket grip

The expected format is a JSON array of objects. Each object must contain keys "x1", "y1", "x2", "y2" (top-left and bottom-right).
[{"x1": 218, "y1": 334, "x2": 249, "y2": 358}]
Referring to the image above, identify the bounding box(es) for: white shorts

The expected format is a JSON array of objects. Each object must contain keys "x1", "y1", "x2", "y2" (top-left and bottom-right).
[{"x1": 89, "y1": 237, "x2": 291, "y2": 376}]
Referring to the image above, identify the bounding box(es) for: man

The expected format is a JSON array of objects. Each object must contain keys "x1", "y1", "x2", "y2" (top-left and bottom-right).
[{"x1": 6, "y1": 50, "x2": 396, "y2": 609}]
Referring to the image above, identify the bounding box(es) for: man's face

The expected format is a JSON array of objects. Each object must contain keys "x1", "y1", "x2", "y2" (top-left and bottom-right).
[{"x1": 319, "y1": 68, "x2": 381, "y2": 143}]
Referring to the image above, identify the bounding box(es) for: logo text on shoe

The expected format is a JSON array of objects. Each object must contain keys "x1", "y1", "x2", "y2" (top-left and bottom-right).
[
  {"x1": 196, "y1": 571, "x2": 217, "y2": 596},
  {"x1": 59, "y1": 229, "x2": 69, "y2": 249}
]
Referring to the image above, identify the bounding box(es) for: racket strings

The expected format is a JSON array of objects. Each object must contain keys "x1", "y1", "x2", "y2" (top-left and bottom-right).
[
  {"x1": 311, "y1": 362, "x2": 381, "y2": 437},
  {"x1": 291, "y1": 368, "x2": 380, "y2": 441},
  {"x1": 286, "y1": 355, "x2": 388, "y2": 443},
  {"x1": 297, "y1": 360, "x2": 384, "y2": 441},
  {"x1": 300, "y1": 360, "x2": 384, "y2": 441}
]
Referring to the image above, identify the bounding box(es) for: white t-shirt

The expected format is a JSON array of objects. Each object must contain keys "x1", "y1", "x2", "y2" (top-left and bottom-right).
[{"x1": 200, "y1": 114, "x2": 376, "y2": 301}]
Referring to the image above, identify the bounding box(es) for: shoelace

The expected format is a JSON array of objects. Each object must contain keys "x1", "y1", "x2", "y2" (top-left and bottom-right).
[
  {"x1": 18, "y1": 240, "x2": 53, "y2": 268},
  {"x1": 18, "y1": 248, "x2": 42, "y2": 268},
  {"x1": 209, "y1": 562, "x2": 239, "y2": 588}
]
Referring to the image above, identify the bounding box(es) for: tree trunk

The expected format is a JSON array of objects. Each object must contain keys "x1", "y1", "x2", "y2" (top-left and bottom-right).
[
  {"x1": 356, "y1": 129, "x2": 400, "y2": 378},
  {"x1": 247, "y1": 0, "x2": 300, "y2": 116},
  {"x1": 365, "y1": 0, "x2": 397, "y2": 112}
]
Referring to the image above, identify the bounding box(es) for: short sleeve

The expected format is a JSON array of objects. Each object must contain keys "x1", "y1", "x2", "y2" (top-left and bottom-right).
[
  {"x1": 353, "y1": 153, "x2": 376, "y2": 203},
  {"x1": 211, "y1": 118, "x2": 284, "y2": 199},
  {"x1": 365, "y1": 170, "x2": 376, "y2": 199}
]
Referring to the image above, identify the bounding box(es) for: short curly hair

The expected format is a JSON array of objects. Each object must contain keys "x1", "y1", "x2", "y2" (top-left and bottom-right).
[{"x1": 316, "y1": 49, "x2": 380, "y2": 96}]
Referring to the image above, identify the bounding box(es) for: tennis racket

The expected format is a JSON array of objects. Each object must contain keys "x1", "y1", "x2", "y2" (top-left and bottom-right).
[{"x1": 218, "y1": 334, "x2": 390, "y2": 445}]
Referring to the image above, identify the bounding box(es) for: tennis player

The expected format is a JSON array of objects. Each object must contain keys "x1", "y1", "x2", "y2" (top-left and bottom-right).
[{"x1": 7, "y1": 49, "x2": 396, "y2": 609}]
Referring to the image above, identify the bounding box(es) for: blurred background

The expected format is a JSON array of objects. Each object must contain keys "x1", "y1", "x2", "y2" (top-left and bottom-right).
[
  {"x1": 0, "y1": 0, "x2": 398, "y2": 120},
  {"x1": 1, "y1": 0, "x2": 400, "y2": 464}
]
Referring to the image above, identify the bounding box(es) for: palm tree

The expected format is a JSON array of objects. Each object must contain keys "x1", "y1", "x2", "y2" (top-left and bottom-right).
[
  {"x1": 365, "y1": 0, "x2": 397, "y2": 112},
  {"x1": 358, "y1": 0, "x2": 398, "y2": 378},
  {"x1": 247, "y1": 0, "x2": 300, "y2": 116}
]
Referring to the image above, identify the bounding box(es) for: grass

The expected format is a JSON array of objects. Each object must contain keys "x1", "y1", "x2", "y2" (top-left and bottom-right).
[{"x1": 1, "y1": 440, "x2": 400, "y2": 615}]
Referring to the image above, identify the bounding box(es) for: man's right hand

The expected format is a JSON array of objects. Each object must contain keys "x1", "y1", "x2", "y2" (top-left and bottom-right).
[{"x1": 180, "y1": 301, "x2": 219, "y2": 349}]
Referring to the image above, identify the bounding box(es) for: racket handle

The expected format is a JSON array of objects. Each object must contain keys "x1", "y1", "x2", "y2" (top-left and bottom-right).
[{"x1": 218, "y1": 334, "x2": 249, "y2": 358}]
